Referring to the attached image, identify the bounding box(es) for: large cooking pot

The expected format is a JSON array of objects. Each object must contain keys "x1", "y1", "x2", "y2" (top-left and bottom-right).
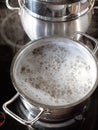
[
  {"x1": 3, "y1": 32, "x2": 98, "y2": 129},
  {"x1": 6, "y1": 0, "x2": 94, "y2": 40}
]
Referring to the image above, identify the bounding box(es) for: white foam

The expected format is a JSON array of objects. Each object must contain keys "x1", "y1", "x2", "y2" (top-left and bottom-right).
[{"x1": 15, "y1": 42, "x2": 96, "y2": 106}]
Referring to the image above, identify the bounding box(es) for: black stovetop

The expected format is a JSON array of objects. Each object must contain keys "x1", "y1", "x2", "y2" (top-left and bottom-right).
[{"x1": 1, "y1": 1, "x2": 98, "y2": 130}]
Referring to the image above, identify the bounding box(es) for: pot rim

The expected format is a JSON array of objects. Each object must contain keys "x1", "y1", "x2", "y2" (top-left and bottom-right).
[
  {"x1": 27, "y1": 0, "x2": 82, "y2": 4},
  {"x1": 10, "y1": 36, "x2": 98, "y2": 110},
  {"x1": 18, "y1": 0, "x2": 95, "y2": 22}
]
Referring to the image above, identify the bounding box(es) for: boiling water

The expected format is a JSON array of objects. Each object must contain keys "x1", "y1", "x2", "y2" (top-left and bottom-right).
[{"x1": 15, "y1": 41, "x2": 96, "y2": 106}]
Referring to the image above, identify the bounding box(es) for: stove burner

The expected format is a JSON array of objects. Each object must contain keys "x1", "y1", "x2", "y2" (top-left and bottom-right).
[
  {"x1": 0, "y1": 11, "x2": 29, "y2": 53},
  {"x1": 0, "y1": 112, "x2": 5, "y2": 127}
]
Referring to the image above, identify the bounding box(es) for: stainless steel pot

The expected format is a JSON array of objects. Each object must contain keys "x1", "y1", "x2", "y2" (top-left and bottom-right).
[
  {"x1": 3, "y1": 32, "x2": 98, "y2": 128},
  {"x1": 6, "y1": 0, "x2": 94, "y2": 40}
]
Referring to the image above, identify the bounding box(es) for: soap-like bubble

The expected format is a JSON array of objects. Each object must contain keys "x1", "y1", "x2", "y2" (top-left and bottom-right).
[{"x1": 15, "y1": 42, "x2": 95, "y2": 106}]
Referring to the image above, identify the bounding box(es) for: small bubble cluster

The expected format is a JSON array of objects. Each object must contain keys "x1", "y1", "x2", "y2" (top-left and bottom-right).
[{"x1": 15, "y1": 42, "x2": 95, "y2": 106}]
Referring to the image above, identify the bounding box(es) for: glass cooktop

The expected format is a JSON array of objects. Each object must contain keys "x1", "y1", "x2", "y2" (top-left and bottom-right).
[{"x1": 0, "y1": 1, "x2": 98, "y2": 130}]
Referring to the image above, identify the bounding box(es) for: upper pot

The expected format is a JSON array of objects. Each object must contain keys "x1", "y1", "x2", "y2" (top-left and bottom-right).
[
  {"x1": 6, "y1": 0, "x2": 94, "y2": 40},
  {"x1": 6, "y1": 0, "x2": 95, "y2": 21},
  {"x1": 3, "y1": 32, "x2": 98, "y2": 128}
]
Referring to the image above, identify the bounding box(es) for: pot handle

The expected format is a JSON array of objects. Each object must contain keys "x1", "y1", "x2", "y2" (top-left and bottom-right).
[
  {"x1": 72, "y1": 31, "x2": 98, "y2": 55},
  {"x1": 94, "y1": 6, "x2": 98, "y2": 10},
  {"x1": 3, "y1": 93, "x2": 45, "y2": 128},
  {"x1": 6, "y1": 0, "x2": 20, "y2": 10}
]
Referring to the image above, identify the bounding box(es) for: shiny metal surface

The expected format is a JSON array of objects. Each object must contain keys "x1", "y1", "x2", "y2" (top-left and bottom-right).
[
  {"x1": 3, "y1": 93, "x2": 45, "y2": 128},
  {"x1": 29, "y1": 0, "x2": 82, "y2": 4},
  {"x1": 22, "y1": 0, "x2": 94, "y2": 21},
  {"x1": 19, "y1": 7, "x2": 92, "y2": 40},
  {"x1": 6, "y1": 0, "x2": 94, "y2": 40},
  {"x1": 6, "y1": 0, "x2": 94, "y2": 21},
  {"x1": 3, "y1": 33, "x2": 98, "y2": 128},
  {"x1": 3, "y1": 93, "x2": 89, "y2": 130}
]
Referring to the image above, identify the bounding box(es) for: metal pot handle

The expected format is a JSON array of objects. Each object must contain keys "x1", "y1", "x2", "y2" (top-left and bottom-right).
[
  {"x1": 6, "y1": 0, "x2": 20, "y2": 10},
  {"x1": 3, "y1": 93, "x2": 45, "y2": 128},
  {"x1": 94, "y1": 6, "x2": 98, "y2": 10},
  {"x1": 72, "y1": 31, "x2": 98, "y2": 55}
]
